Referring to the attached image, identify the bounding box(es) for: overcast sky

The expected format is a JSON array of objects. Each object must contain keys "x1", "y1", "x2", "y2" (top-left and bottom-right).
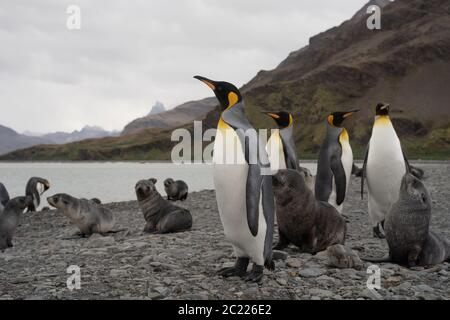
[{"x1": 0, "y1": 0, "x2": 369, "y2": 133}]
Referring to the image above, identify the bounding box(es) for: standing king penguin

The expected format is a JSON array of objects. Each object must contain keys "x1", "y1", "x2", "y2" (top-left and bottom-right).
[
  {"x1": 194, "y1": 75, "x2": 275, "y2": 283},
  {"x1": 315, "y1": 110, "x2": 358, "y2": 213},
  {"x1": 263, "y1": 111, "x2": 299, "y2": 172},
  {"x1": 263, "y1": 111, "x2": 315, "y2": 192},
  {"x1": 362, "y1": 103, "x2": 409, "y2": 238}
]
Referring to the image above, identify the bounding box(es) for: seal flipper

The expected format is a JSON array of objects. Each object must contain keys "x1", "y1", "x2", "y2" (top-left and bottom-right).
[
  {"x1": 361, "y1": 254, "x2": 392, "y2": 263},
  {"x1": 330, "y1": 154, "x2": 346, "y2": 206}
]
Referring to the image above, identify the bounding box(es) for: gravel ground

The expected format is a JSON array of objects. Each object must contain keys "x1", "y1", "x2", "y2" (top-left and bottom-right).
[{"x1": 0, "y1": 162, "x2": 449, "y2": 300}]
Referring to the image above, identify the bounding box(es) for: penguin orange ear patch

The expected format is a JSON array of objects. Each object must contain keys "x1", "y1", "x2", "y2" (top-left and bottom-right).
[
  {"x1": 327, "y1": 115, "x2": 334, "y2": 125},
  {"x1": 227, "y1": 92, "x2": 239, "y2": 108}
]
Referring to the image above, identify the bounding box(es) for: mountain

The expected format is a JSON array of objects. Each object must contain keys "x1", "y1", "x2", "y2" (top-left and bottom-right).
[
  {"x1": 121, "y1": 97, "x2": 217, "y2": 135},
  {"x1": 42, "y1": 126, "x2": 119, "y2": 144},
  {"x1": 2, "y1": 0, "x2": 449, "y2": 161},
  {"x1": 148, "y1": 101, "x2": 166, "y2": 115},
  {"x1": 0, "y1": 125, "x2": 53, "y2": 155},
  {"x1": 240, "y1": 0, "x2": 450, "y2": 158}
]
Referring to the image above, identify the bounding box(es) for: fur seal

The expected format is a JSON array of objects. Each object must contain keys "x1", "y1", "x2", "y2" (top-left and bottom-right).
[
  {"x1": 164, "y1": 178, "x2": 188, "y2": 201},
  {"x1": 0, "y1": 196, "x2": 32, "y2": 250},
  {"x1": 47, "y1": 194, "x2": 116, "y2": 236},
  {"x1": 272, "y1": 169, "x2": 346, "y2": 253},
  {"x1": 135, "y1": 178, "x2": 192, "y2": 234},
  {"x1": 326, "y1": 244, "x2": 363, "y2": 270},
  {"x1": 364, "y1": 173, "x2": 450, "y2": 267},
  {"x1": 25, "y1": 177, "x2": 50, "y2": 212}
]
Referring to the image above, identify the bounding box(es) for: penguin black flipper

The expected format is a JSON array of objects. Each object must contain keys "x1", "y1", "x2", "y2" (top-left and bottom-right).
[
  {"x1": 262, "y1": 174, "x2": 275, "y2": 269},
  {"x1": 361, "y1": 144, "x2": 369, "y2": 200},
  {"x1": 402, "y1": 150, "x2": 411, "y2": 174},
  {"x1": 0, "y1": 183, "x2": 10, "y2": 207},
  {"x1": 330, "y1": 154, "x2": 346, "y2": 206}
]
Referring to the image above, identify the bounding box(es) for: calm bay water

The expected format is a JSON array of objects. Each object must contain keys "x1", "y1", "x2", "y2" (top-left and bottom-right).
[{"x1": 0, "y1": 162, "x2": 318, "y2": 206}]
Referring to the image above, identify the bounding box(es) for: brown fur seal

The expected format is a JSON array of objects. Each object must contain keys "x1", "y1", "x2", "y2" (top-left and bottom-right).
[
  {"x1": 47, "y1": 194, "x2": 116, "y2": 236},
  {"x1": 0, "y1": 196, "x2": 32, "y2": 250},
  {"x1": 136, "y1": 178, "x2": 192, "y2": 234},
  {"x1": 272, "y1": 169, "x2": 346, "y2": 253},
  {"x1": 364, "y1": 173, "x2": 450, "y2": 267},
  {"x1": 164, "y1": 178, "x2": 188, "y2": 201}
]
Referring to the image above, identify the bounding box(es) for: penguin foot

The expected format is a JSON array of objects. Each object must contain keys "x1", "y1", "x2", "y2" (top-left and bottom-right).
[
  {"x1": 245, "y1": 264, "x2": 264, "y2": 283},
  {"x1": 218, "y1": 257, "x2": 249, "y2": 278}
]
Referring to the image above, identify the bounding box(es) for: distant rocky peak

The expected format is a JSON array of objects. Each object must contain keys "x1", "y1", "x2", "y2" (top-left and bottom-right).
[{"x1": 148, "y1": 101, "x2": 166, "y2": 115}]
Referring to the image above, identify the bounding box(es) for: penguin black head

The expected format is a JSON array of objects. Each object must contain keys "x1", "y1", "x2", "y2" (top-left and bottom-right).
[
  {"x1": 194, "y1": 76, "x2": 242, "y2": 110},
  {"x1": 263, "y1": 111, "x2": 293, "y2": 128},
  {"x1": 327, "y1": 110, "x2": 359, "y2": 127},
  {"x1": 375, "y1": 103, "x2": 390, "y2": 116}
]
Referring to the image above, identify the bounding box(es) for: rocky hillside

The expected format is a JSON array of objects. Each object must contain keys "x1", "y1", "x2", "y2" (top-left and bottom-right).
[
  {"x1": 0, "y1": 125, "x2": 53, "y2": 155},
  {"x1": 2, "y1": 0, "x2": 449, "y2": 161},
  {"x1": 241, "y1": 0, "x2": 450, "y2": 158},
  {"x1": 42, "y1": 126, "x2": 119, "y2": 144},
  {"x1": 122, "y1": 98, "x2": 216, "y2": 135}
]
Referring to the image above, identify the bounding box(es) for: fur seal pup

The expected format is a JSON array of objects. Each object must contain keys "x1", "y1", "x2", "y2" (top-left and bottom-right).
[
  {"x1": 272, "y1": 169, "x2": 346, "y2": 253},
  {"x1": 135, "y1": 179, "x2": 192, "y2": 234},
  {"x1": 47, "y1": 194, "x2": 116, "y2": 236},
  {"x1": 25, "y1": 177, "x2": 50, "y2": 212},
  {"x1": 0, "y1": 196, "x2": 32, "y2": 250},
  {"x1": 364, "y1": 173, "x2": 450, "y2": 267},
  {"x1": 164, "y1": 178, "x2": 188, "y2": 201}
]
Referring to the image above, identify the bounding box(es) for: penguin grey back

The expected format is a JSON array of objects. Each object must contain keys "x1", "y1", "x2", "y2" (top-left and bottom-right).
[{"x1": 315, "y1": 124, "x2": 345, "y2": 204}]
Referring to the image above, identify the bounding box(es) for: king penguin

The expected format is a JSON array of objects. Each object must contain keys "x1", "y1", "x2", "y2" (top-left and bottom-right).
[
  {"x1": 315, "y1": 110, "x2": 358, "y2": 213},
  {"x1": 194, "y1": 75, "x2": 275, "y2": 283},
  {"x1": 361, "y1": 103, "x2": 410, "y2": 238},
  {"x1": 263, "y1": 111, "x2": 299, "y2": 171},
  {"x1": 25, "y1": 177, "x2": 50, "y2": 212}
]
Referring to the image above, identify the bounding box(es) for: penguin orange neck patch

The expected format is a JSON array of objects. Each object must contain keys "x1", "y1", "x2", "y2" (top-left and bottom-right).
[{"x1": 375, "y1": 115, "x2": 391, "y2": 126}]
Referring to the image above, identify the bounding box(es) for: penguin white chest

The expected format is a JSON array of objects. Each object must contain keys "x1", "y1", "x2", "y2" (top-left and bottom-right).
[
  {"x1": 213, "y1": 120, "x2": 267, "y2": 265},
  {"x1": 366, "y1": 117, "x2": 406, "y2": 224},
  {"x1": 339, "y1": 130, "x2": 353, "y2": 191},
  {"x1": 266, "y1": 131, "x2": 286, "y2": 171}
]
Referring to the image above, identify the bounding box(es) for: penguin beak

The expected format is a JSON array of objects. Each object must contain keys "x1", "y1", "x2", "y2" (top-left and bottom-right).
[
  {"x1": 261, "y1": 111, "x2": 280, "y2": 119},
  {"x1": 343, "y1": 109, "x2": 360, "y2": 118},
  {"x1": 380, "y1": 104, "x2": 390, "y2": 110},
  {"x1": 194, "y1": 76, "x2": 216, "y2": 90}
]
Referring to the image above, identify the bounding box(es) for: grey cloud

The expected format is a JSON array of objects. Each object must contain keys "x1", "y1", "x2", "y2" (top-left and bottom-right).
[{"x1": 0, "y1": 0, "x2": 367, "y2": 132}]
